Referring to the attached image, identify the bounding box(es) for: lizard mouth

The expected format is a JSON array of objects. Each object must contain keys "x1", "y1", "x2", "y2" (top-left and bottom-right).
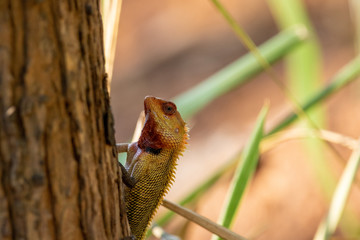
[{"x1": 144, "y1": 96, "x2": 155, "y2": 114}]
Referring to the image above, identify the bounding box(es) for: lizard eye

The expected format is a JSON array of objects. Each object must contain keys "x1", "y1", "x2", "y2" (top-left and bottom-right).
[{"x1": 162, "y1": 102, "x2": 176, "y2": 115}]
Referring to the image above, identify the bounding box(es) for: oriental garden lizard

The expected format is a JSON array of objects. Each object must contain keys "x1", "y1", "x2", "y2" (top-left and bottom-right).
[{"x1": 117, "y1": 96, "x2": 189, "y2": 240}]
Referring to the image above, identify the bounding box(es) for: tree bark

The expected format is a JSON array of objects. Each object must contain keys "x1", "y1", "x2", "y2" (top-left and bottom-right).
[{"x1": 0, "y1": 0, "x2": 130, "y2": 239}]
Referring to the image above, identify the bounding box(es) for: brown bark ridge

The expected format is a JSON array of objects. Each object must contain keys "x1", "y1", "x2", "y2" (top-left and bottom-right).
[{"x1": 0, "y1": 0, "x2": 131, "y2": 239}]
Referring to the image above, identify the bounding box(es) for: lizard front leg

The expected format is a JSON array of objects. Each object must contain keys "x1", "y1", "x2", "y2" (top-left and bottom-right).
[
  {"x1": 117, "y1": 143, "x2": 137, "y2": 240},
  {"x1": 116, "y1": 143, "x2": 137, "y2": 188}
]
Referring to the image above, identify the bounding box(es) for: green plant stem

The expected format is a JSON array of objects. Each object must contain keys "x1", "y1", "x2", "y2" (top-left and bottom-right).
[
  {"x1": 268, "y1": 57, "x2": 360, "y2": 135},
  {"x1": 173, "y1": 25, "x2": 308, "y2": 120}
]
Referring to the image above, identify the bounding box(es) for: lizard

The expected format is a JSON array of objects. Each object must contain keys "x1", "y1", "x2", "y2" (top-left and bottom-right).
[{"x1": 117, "y1": 96, "x2": 189, "y2": 240}]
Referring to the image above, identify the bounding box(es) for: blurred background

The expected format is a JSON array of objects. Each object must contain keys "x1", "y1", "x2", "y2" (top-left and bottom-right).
[{"x1": 109, "y1": 0, "x2": 360, "y2": 239}]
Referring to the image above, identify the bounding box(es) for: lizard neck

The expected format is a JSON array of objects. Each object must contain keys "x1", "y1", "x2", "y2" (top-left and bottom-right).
[{"x1": 137, "y1": 115, "x2": 164, "y2": 152}]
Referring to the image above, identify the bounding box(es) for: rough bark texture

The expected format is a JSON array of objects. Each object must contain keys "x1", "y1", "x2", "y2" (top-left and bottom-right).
[{"x1": 0, "y1": 0, "x2": 130, "y2": 239}]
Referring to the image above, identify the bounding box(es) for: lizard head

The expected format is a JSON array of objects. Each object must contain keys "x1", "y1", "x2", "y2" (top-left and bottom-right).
[{"x1": 138, "y1": 96, "x2": 188, "y2": 152}]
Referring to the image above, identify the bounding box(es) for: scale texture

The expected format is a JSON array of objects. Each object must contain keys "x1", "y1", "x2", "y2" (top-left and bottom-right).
[{"x1": 124, "y1": 96, "x2": 188, "y2": 240}]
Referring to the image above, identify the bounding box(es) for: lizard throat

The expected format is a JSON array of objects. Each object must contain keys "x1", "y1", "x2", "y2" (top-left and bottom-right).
[{"x1": 137, "y1": 114, "x2": 164, "y2": 151}]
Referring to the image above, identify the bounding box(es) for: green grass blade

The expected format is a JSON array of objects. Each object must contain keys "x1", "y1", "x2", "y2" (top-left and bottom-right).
[
  {"x1": 268, "y1": 0, "x2": 323, "y2": 103},
  {"x1": 210, "y1": 0, "x2": 275, "y2": 73},
  {"x1": 268, "y1": 0, "x2": 336, "y2": 210},
  {"x1": 211, "y1": 103, "x2": 269, "y2": 240},
  {"x1": 267, "y1": 0, "x2": 324, "y2": 130},
  {"x1": 314, "y1": 140, "x2": 360, "y2": 240},
  {"x1": 349, "y1": 0, "x2": 360, "y2": 53},
  {"x1": 267, "y1": 57, "x2": 360, "y2": 135},
  {"x1": 173, "y1": 26, "x2": 307, "y2": 120}
]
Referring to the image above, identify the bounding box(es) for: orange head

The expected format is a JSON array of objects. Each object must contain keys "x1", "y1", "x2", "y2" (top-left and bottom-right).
[{"x1": 138, "y1": 96, "x2": 188, "y2": 152}]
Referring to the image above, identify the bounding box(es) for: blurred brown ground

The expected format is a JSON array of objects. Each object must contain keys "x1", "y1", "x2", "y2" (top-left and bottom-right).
[{"x1": 110, "y1": 0, "x2": 360, "y2": 239}]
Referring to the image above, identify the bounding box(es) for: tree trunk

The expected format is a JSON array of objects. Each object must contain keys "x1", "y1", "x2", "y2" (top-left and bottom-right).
[{"x1": 0, "y1": 1, "x2": 130, "y2": 239}]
